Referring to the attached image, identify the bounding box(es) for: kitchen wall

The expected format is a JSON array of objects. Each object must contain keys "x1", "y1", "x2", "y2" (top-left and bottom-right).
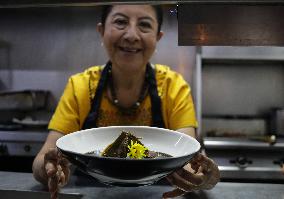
[
  {"x1": 0, "y1": 6, "x2": 197, "y2": 111},
  {"x1": 201, "y1": 47, "x2": 284, "y2": 116},
  {"x1": 202, "y1": 61, "x2": 284, "y2": 116},
  {"x1": 200, "y1": 46, "x2": 284, "y2": 136}
]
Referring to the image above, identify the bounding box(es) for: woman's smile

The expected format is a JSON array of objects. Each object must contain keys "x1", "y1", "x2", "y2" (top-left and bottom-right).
[
  {"x1": 97, "y1": 5, "x2": 163, "y2": 71},
  {"x1": 118, "y1": 46, "x2": 142, "y2": 54}
]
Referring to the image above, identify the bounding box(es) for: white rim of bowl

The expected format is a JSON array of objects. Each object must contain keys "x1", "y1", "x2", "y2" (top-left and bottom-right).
[{"x1": 56, "y1": 126, "x2": 201, "y2": 161}]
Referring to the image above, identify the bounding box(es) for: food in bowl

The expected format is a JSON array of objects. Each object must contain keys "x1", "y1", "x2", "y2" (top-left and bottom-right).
[
  {"x1": 56, "y1": 126, "x2": 201, "y2": 186},
  {"x1": 86, "y1": 130, "x2": 172, "y2": 159}
]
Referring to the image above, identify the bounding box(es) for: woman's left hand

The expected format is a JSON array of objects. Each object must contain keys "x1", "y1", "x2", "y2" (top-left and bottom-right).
[{"x1": 163, "y1": 153, "x2": 220, "y2": 198}]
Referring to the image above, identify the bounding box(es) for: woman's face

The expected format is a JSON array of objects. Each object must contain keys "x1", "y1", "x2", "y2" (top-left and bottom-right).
[{"x1": 97, "y1": 5, "x2": 163, "y2": 73}]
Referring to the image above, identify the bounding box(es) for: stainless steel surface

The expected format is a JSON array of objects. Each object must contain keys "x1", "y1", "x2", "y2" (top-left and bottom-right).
[
  {"x1": 204, "y1": 137, "x2": 284, "y2": 149},
  {"x1": 197, "y1": 46, "x2": 284, "y2": 182},
  {"x1": 202, "y1": 118, "x2": 267, "y2": 137},
  {"x1": 0, "y1": 90, "x2": 49, "y2": 111},
  {"x1": 0, "y1": 130, "x2": 47, "y2": 156},
  {"x1": 270, "y1": 108, "x2": 284, "y2": 136},
  {"x1": 179, "y1": 4, "x2": 284, "y2": 46},
  {"x1": 1, "y1": 171, "x2": 284, "y2": 199},
  {"x1": 195, "y1": 46, "x2": 284, "y2": 140},
  {"x1": 196, "y1": 47, "x2": 284, "y2": 142},
  {"x1": 201, "y1": 61, "x2": 284, "y2": 116},
  {"x1": 201, "y1": 47, "x2": 284, "y2": 60},
  {"x1": 204, "y1": 137, "x2": 284, "y2": 182},
  {"x1": 0, "y1": 190, "x2": 83, "y2": 199},
  {"x1": 0, "y1": 130, "x2": 47, "y2": 142},
  {"x1": 219, "y1": 166, "x2": 284, "y2": 181}
]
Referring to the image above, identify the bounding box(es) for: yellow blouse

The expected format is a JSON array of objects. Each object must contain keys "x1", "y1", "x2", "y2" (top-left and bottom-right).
[{"x1": 48, "y1": 64, "x2": 198, "y2": 134}]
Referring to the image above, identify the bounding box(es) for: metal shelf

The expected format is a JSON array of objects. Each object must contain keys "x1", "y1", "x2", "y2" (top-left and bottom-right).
[{"x1": 204, "y1": 137, "x2": 284, "y2": 150}]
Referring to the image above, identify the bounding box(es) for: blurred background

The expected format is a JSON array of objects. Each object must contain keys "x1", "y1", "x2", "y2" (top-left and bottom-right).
[{"x1": 0, "y1": 3, "x2": 283, "y2": 184}]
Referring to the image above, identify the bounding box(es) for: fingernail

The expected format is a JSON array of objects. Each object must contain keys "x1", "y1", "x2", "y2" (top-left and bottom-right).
[{"x1": 46, "y1": 169, "x2": 53, "y2": 175}]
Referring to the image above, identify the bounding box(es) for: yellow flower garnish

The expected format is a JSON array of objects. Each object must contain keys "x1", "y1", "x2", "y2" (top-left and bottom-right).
[{"x1": 127, "y1": 140, "x2": 148, "y2": 159}]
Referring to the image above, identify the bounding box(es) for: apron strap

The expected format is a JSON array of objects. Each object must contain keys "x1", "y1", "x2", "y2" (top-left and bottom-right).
[
  {"x1": 82, "y1": 62, "x2": 111, "y2": 130},
  {"x1": 146, "y1": 63, "x2": 165, "y2": 128}
]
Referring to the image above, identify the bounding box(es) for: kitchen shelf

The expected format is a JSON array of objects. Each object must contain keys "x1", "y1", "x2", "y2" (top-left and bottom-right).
[
  {"x1": 202, "y1": 58, "x2": 284, "y2": 65},
  {"x1": 201, "y1": 47, "x2": 284, "y2": 61},
  {"x1": 204, "y1": 137, "x2": 284, "y2": 150}
]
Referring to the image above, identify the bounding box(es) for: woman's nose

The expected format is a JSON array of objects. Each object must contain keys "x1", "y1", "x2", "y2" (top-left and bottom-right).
[{"x1": 124, "y1": 25, "x2": 140, "y2": 42}]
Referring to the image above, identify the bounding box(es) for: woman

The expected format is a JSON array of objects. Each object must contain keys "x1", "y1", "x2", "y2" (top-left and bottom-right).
[{"x1": 32, "y1": 4, "x2": 220, "y2": 198}]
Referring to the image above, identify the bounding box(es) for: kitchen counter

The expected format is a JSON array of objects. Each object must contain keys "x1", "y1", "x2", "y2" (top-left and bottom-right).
[{"x1": 0, "y1": 171, "x2": 284, "y2": 199}]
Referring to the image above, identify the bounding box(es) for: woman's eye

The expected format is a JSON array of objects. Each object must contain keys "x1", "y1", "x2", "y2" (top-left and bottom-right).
[
  {"x1": 139, "y1": 22, "x2": 152, "y2": 29},
  {"x1": 114, "y1": 19, "x2": 127, "y2": 28},
  {"x1": 139, "y1": 21, "x2": 154, "y2": 32}
]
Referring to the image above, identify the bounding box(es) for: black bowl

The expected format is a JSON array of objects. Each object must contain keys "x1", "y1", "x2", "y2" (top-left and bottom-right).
[{"x1": 56, "y1": 126, "x2": 200, "y2": 186}]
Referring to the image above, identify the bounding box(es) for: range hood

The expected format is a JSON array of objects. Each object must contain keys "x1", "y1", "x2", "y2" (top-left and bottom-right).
[{"x1": 178, "y1": 3, "x2": 284, "y2": 46}]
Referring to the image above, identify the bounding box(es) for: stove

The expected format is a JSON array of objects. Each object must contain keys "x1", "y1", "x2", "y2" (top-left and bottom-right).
[
  {"x1": 0, "y1": 130, "x2": 48, "y2": 156},
  {"x1": 0, "y1": 129, "x2": 48, "y2": 172},
  {"x1": 204, "y1": 137, "x2": 284, "y2": 183}
]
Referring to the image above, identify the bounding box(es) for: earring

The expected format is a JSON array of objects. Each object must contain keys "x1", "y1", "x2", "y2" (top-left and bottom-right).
[{"x1": 101, "y1": 42, "x2": 104, "y2": 47}]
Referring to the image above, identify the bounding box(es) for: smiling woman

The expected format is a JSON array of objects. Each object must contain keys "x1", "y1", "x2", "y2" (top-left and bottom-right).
[
  {"x1": 32, "y1": 4, "x2": 219, "y2": 199},
  {"x1": 97, "y1": 5, "x2": 164, "y2": 78}
]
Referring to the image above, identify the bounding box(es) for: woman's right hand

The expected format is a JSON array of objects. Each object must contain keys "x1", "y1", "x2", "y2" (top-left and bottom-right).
[{"x1": 44, "y1": 148, "x2": 70, "y2": 199}]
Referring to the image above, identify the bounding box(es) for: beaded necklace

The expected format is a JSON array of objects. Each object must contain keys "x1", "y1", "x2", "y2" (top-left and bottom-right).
[{"x1": 108, "y1": 66, "x2": 149, "y2": 115}]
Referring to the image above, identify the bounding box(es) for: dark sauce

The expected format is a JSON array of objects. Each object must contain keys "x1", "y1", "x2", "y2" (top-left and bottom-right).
[
  {"x1": 85, "y1": 131, "x2": 173, "y2": 159},
  {"x1": 85, "y1": 150, "x2": 172, "y2": 159},
  {"x1": 147, "y1": 151, "x2": 172, "y2": 158}
]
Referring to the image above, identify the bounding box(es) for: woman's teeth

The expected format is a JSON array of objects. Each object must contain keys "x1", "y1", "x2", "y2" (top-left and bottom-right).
[{"x1": 120, "y1": 47, "x2": 140, "y2": 53}]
